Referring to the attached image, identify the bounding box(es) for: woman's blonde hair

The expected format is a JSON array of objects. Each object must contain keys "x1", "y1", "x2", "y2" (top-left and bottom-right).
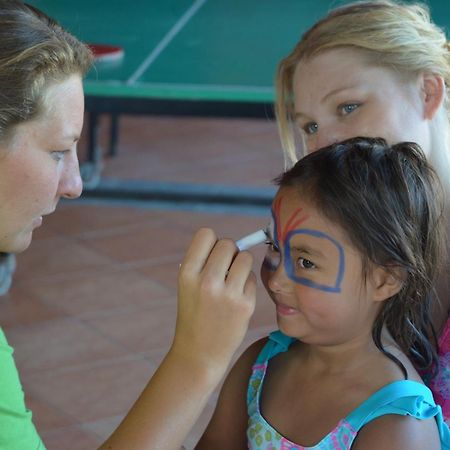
[
  {"x1": 276, "y1": 0, "x2": 450, "y2": 166},
  {"x1": 0, "y1": 1, "x2": 92, "y2": 141}
]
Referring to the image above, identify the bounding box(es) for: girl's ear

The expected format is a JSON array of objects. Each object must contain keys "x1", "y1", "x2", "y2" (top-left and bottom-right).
[
  {"x1": 421, "y1": 72, "x2": 445, "y2": 120},
  {"x1": 371, "y1": 265, "x2": 405, "y2": 303}
]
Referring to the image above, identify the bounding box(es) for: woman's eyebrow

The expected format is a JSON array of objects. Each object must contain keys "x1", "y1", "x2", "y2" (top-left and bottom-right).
[
  {"x1": 293, "y1": 111, "x2": 310, "y2": 121},
  {"x1": 321, "y1": 83, "x2": 362, "y2": 104},
  {"x1": 294, "y1": 84, "x2": 362, "y2": 118}
]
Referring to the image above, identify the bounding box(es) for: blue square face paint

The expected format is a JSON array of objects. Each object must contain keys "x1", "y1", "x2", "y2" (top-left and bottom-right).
[
  {"x1": 270, "y1": 196, "x2": 346, "y2": 294},
  {"x1": 284, "y1": 229, "x2": 345, "y2": 293}
]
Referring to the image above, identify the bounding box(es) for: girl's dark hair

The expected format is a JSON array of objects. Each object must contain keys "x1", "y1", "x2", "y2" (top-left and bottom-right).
[{"x1": 276, "y1": 137, "x2": 445, "y2": 377}]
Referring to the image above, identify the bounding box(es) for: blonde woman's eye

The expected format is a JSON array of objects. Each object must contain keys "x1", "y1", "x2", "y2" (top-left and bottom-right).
[
  {"x1": 297, "y1": 257, "x2": 315, "y2": 269},
  {"x1": 303, "y1": 122, "x2": 318, "y2": 135},
  {"x1": 340, "y1": 103, "x2": 360, "y2": 115}
]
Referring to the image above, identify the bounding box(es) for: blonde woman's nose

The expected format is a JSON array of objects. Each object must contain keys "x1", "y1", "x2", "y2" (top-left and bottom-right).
[{"x1": 309, "y1": 130, "x2": 342, "y2": 153}]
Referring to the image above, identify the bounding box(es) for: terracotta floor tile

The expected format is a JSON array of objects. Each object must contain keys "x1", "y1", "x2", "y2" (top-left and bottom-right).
[
  {"x1": 43, "y1": 203, "x2": 158, "y2": 237},
  {"x1": 40, "y1": 425, "x2": 103, "y2": 450},
  {"x1": 157, "y1": 209, "x2": 269, "y2": 238},
  {"x1": 81, "y1": 415, "x2": 123, "y2": 441},
  {"x1": 25, "y1": 266, "x2": 172, "y2": 319},
  {"x1": 134, "y1": 259, "x2": 180, "y2": 291},
  {"x1": 81, "y1": 221, "x2": 192, "y2": 263},
  {"x1": 85, "y1": 303, "x2": 178, "y2": 355},
  {"x1": 14, "y1": 237, "x2": 113, "y2": 282},
  {"x1": 101, "y1": 116, "x2": 282, "y2": 186},
  {"x1": 23, "y1": 356, "x2": 155, "y2": 423},
  {"x1": 7, "y1": 318, "x2": 127, "y2": 374},
  {"x1": 31, "y1": 223, "x2": 61, "y2": 241},
  {"x1": 25, "y1": 394, "x2": 77, "y2": 432},
  {"x1": 0, "y1": 286, "x2": 67, "y2": 329}
]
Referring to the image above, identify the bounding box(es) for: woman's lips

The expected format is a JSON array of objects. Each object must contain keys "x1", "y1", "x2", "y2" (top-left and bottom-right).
[{"x1": 32, "y1": 216, "x2": 43, "y2": 228}]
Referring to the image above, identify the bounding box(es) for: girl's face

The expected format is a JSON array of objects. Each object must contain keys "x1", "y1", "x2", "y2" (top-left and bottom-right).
[
  {"x1": 292, "y1": 48, "x2": 432, "y2": 155},
  {"x1": 264, "y1": 187, "x2": 381, "y2": 345},
  {"x1": 0, "y1": 75, "x2": 84, "y2": 253}
]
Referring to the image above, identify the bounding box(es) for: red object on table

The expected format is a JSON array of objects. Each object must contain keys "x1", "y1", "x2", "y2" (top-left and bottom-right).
[{"x1": 87, "y1": 43, "x2": 124, "y2": 62}]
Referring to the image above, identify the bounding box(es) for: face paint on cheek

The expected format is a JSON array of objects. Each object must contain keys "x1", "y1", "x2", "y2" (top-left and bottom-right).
[{"x1": 284, "y1": 229, "x2": 345, "y2": 293}]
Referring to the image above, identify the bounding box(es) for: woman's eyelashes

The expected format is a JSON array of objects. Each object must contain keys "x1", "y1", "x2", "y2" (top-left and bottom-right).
[
  {"x1": 299, "y1": 102, "x2": 362, "y2": 135},
  {"x1": 303, "y1": 121, "x2": 318, "y2": 135},
  {"x1": 338, "y1": 102, "x2": 361, "y2": 116}
]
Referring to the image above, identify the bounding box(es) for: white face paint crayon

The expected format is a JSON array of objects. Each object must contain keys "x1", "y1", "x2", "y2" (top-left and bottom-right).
[{"x1": 236, "y1": 229, "x2": 268, "y2": 251}]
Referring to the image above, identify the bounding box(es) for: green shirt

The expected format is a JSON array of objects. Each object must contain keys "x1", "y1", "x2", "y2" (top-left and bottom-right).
[{"x1": 0, "y1": 328, "x2": 44, "y2": 449}]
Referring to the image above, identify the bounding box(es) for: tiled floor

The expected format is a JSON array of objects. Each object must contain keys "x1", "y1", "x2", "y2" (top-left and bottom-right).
[{"x1": 0, "y1": 115, "x2": 284, "y2": 449}]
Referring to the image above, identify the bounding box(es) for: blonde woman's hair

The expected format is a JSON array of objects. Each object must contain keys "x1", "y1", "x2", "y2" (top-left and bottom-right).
[
  {"x1": 276, "y1": 0, "x2": 450, "y2": 166},
  {"x1": 0, "y1": 1, "x2": 92, "y2": 141}
]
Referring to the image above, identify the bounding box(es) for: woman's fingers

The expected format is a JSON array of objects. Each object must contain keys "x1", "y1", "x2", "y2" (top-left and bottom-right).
[
  {"x1": 225, "y1": 250, "x2": 254, "y2": 293},
  {"x1": 174, "y1": 228, "x2": 257, "y2": 370},
  {"x1": 180, "y1": 228, "x2": 217, "y2": 275},
  {"x1": 201, "y1": 238, "x2": 237, "y2": 283}
]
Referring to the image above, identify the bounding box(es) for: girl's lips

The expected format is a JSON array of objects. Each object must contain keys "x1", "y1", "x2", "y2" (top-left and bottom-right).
[{"x1": 275, "y1": 302, "x2": 299, "y2": 316}]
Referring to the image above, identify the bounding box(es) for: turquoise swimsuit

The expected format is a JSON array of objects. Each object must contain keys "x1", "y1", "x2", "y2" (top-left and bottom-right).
[{"x1": 247, "y1": 331, "x2": 450, "y2": 450}]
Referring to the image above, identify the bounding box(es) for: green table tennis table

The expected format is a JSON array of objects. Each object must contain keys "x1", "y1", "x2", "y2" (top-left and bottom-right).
[{"x1": 26, "y1": 0, "x2": 450, "y2": 203}]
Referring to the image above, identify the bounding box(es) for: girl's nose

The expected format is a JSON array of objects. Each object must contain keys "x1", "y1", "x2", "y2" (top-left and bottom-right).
[
  {"x1": 59, "y1": 152, "x2": 83, "y2": 199},
  {"x1": 267, "y1": 260, "x2": 291, "y2": 294}
]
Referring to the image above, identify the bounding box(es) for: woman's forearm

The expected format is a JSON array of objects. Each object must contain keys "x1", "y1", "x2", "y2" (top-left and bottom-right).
[
  {"x1": 98, "y1": 349, "x2": 223, "y2": 450},
  {"x1": 99, "y1": 229, "x2": 257, "y2": 449}
]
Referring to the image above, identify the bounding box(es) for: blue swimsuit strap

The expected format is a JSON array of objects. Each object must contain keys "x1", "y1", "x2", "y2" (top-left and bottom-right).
[
  {"x1": 346, "y1": 380, "x2": 450, "y2": 448},
  {"x1": 346, "y1": 380, "x2": 436, "y2": 428},
  {"x1": 254, "y1": 330, "x2": 295, "y2": 365}
]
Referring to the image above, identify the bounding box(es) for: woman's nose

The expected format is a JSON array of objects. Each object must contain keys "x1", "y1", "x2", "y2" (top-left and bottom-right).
[
  {"x1": 58, "y1": 153, "x2": 83, "y2": 199},
  {"x1": 308, "y1": 128, "x2": 342, "y2": 153}
]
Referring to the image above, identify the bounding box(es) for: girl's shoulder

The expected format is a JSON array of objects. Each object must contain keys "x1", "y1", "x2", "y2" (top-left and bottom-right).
[{"x1": 349, "y1": 381, "x2": 445, "y2": 450}]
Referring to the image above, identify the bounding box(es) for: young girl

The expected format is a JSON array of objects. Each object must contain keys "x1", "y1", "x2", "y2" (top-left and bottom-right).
[
  {"x1": 196, "y1": 137, "x2": 450, "y2": 449},
  {"x1": 273, "y1": 0, "x2": 450, "y2": 423}
]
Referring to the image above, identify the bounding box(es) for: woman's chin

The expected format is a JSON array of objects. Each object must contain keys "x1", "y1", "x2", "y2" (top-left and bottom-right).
[{"x1": 1, "y1": 232, "x2": 33, "y2": 254}]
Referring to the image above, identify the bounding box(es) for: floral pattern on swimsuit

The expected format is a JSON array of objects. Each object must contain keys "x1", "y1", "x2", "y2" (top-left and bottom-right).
[{"x1": 428, "y1": 316, "x2": 450, "y2": 425}]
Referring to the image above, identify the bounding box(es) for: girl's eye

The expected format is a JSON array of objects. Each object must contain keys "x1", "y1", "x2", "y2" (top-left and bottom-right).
[
  {"x1": 303, "y1": 122, "x2": 318, "y2": 135},
  {"x1": 339, "y1": 103, "x2": 360, "y2": 115},
  {"x1": 51, "y1": 150, "x2": 69, "y2": 161},
  {"x1": 297, "y1": 257, "x2": 315, "y2": 269}
]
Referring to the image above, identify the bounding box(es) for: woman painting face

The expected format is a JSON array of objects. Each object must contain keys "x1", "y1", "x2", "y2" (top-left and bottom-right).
[
  {"x1": 292, "y1": 47, "x2": 439, "y2": 156},
  {"x1": 0, "y1": 75, "x2": 84, "y2": 253}
]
